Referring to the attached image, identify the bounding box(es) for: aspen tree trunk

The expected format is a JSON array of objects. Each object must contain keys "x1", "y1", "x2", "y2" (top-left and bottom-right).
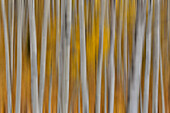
[
  {"x1": 127, "y1": 0, "x2": 146, "y2": 113},
  {"x1": 95, "y1": 0, "x2": 105, "y2": 112},
  {"x1": 140, "y1": 86, "x2": 143, "y2": 113},
  {"x1": 63, "y1": 0, "x2": 72, "y2": 112},
  {"x1": 108, "y1": 0, "x2": 116, "y2": 113},
  {"x1": 152, "y1": 0, "x2": 160, "y2": 112},
  {"x1": 124, "y1": 0, "x2": 128, "y2": 106},
  {"x1": 56, "y1": 0, "x2": 61, "y2": 112},
  {"x1": 159, "y1": 42, "x2": 165, "y2": 113},
  {"x1": 117, "y1": 0, "x2": 123, "y2": 81},
  {"x1": 79, "y1": 0, "x2": 89, "y2": 112},
  {"x1": 39, "y1": 0, "x2": 50, "y2": 112},
  {"x1": 60, "y1": 0, "x2": 65, "y2": 112},
  {"x1": 15, "y1": 0, "x2": 24, "y2": 113},
  {"x1": 104, "y1": 57, "x2": 107, "y2": 113},
  {"x1": 143, "y1": 0, "x2": 152, "y2": 113},
  {"x1": 28, "y1": 0, "x2": 39, "y2": 112},
  {"x1": 9, "y1": 0, "x2": 14, "y2": 85},
  {"x1": 48, "y1": 67, "x2": 53, "y2": 113},
  {"x1": 1, "y1": 0, "x2": 12, "y2": 113}
]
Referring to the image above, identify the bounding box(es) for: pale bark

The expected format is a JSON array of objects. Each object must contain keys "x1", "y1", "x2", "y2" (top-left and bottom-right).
[
  {"x1": 79, "y1": 0, "x2": 89, "y2": 112},
  {"x1": 123, "y1": 0, "x2": 128, "y2": 106},
  {"x1": 15, "y1": 0, "x2": 24, "y2": 113},
  {"x1": 1, "y1": 0, "x2": 12, "y2": 112},
  {"x1": 143, "y1": 0, "x2": 152, "y2": 113},
  {"x1": 95, "y1": 0, "x2": 105, "y2": 112},
  {"x1": 8, "y1": 0, "x2": 14, "y2": 85},
  {"x1": 152, "y1": 0, "x2": 160, "y2": 112},
  {"x1": 117, "y1": 0, "x2": 123, "y2": 81},
  {"x1": 159, "y1": 41, "x2": 165, "y2": 113},
  {"x1": 60, "y1": 0, "x2": 65, "y2": 112},
  {"x1": 104, "y1": 57, "x2": 107, "y2": 113},
  {"x1": 63, "y1": 0, "x2": 72, "y2": 112},
  {"x1": 28, "y1": 0, "x2": 39, "y2": 112},
  {"x1": 48, "y1": 69, "x2": 53, "y2": 113},
  {"x1": 108, "y1": 0, "x2": 116, "y2": 113},
  {"x1": 127, "y1": 0, "x2": 146, "y2": 113},
  {"x1": 56, "y1": 0, "x2": 61, "y2": 112},
  {"x1": 51, "y1": 0, "x2": 55, "y2": 20},
  {"x1": 140, "y1": 86, "x2": 143, "y2": 113},
  {"x1": 78, "y1": 89, "x2": 81, "y2": 113},
  {"x1": 39, "y1": 0, "x2": 50, "y2": 112}
]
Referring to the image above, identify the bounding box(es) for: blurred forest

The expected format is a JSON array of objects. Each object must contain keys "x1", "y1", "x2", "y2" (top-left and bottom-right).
[{"x1": 0, "y1": 0, "x2": 170, "y2": 113}]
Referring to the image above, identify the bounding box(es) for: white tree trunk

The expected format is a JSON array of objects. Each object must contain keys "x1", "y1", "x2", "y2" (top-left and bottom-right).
[
  {"x1": 108, "y1": 0, "x2": 116, "y2": 113},
  {"x1": 79, "y1": 0, "x2": 89, "y2": 112},
  {"x1": 123, "y1": 0, "x2": 128, "y2": 106},
  {"x1": 56, "y1": 0, "x2": 61, "y2": 113},
  {"x1": 143, "y1": 0, "x2": 152, "y2": 113},
  {"x1": 152, "y1": 0, "x2": 160, "y2": 112},
  {"x1": 15, "y1": 0, "x2": 24, "y2": 113},
  {"x1": 63, "y1": 0, "x2": 72, "y2": 112},
  {"x1": 95, "y1": 0, "x2": 105, "y2": 112},
  {"x1": 28, "y1": 0, "x2": 39, "y2": 112},
  {"x1": 159, "y1": 40, "x2": 165, "y2": 113},
  {"x1": 127, "y1": 0, "x2": 146, "y2": 113},
  {"x1": 1, "y1": 0, "x2": 12, "y2": 112},
  {"x1": 39, "y1": 0, "x2": 50, "y2": 112}
]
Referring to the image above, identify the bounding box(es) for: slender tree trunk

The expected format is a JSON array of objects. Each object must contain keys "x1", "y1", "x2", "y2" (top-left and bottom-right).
[
  {"x1": 127, "y1": 0, "x2": 146, "y2": 113},
  {"x1": 152, "y1": 0, "x2": 160, "y2": 112},
  {"x1": 48, "y1": 67, "x2": 53, "y2": 113},
  {"x1": 79, "y1": 0, "x2": 89, "y2": 112},
  {"x1": 1, "y1": 0, "x2": 12, "y2": 113},
  {"x1": 28, "y1": 0, "x2": 39, "y2": 112},
  {"x1": 108, "y1": 0, "x2": 116, "y2": 113},
  {"x1": 15, "y1": 0, "x2": 24, "y2": 113},
  {"x1": 63, "y1": 0, "x2": 72, "y2": 112},
  {"x1": 159, "y1": 40, "x2": 165, "y2": 113},
  {"x1": 104, "y1": 56, "x2": 107, "y2": 113},
  {"x1": 56, "y1": 0, "x2": 61, "y2": 112},
  {"x1": 60, "y1": 0, "x2": 65, "y2": 112},
  {"x1": 140, "y1": 86, "x2": 143, "y2": 113},
  {"x1": 8, "y1": 0, "x2": 14, "y2": 85},
  {"x1": 123, "y1": 0, "x2": 128, "y2": 106},
  {"x1": 39, "y1": 0, "x2": 50, "y2": 112},
  {"x1": 78, "y1": 89, "x2": 81, "y2": 113},
  {"x1": 95, "y1": 0, "x2": 105, "y2": 112},
  {"x1": 143, "y1": 0, "x2": 152, "y2": 113},
  {"x1": 117, "y1": 0, "x2": 123, "y2": 82}
]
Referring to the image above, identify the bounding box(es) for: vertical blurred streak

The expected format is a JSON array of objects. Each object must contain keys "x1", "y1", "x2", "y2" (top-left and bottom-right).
[
  {"x1": 79, "y1": 0, "x2": 89, "y2": 112},
  {"x1": 123, "y1": 0, "x2": 128, "y2": 107},
  {"x1": 51, "y1": 0, "x2": 55, "y2": 21},
  {"x1": 127, "y1": 0, "x2": 146, "y2": 112},
  {"x1": 159, "y1": 41, "x2": 165, "y2": 113},
  {"x1": 56, "y1": 0, "x2": 61, "y2": 112},
  {"x1": 28, "y1": 0, "x2": 39, "y2": 112},
  {"x1": 60, "y1": 0, "x2": 65, "y2": 112},
  {"x1": 63, "y1": 0, "x2": 72, "y2": 112},
  {"x1": 104, "y1": 56, "x2": 107, "y2": 113},
  {"x1": 143, "y1": 0, "x2": 152, "y2": 113},
  {"x1": 95, "y1": 0, "x2": 105, "y2": 112},
  {"x1": 15, "y1": 0, "x2": 24, "y2": 113},
  {"x1": 48, "y1": 64, "x2": 53, "y2": 113},
  {"x1": 117, "y1": 0, "x2": 124, "y2": 82},
  {"x1": 38, "y1": 0, "x2": 50, "y2": 112},
  {"x1": 8, "y1": 0, "x2": 14, "y2": 86},
  {"x1": 139, "y1": 86, "x2": 142, "y2": 113},
  {"x1": 152, "y1": 0, "x2": 160, "y2": 112},
  {"x1": 1, "y1": 0, "x2": 12, "y2": 113},
  {"x1": 108, "y1": 0, "x2": 116, "y2": 113},
  {"x1": 78, "y1": 89, "x2": 80, "y2": 113}
]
